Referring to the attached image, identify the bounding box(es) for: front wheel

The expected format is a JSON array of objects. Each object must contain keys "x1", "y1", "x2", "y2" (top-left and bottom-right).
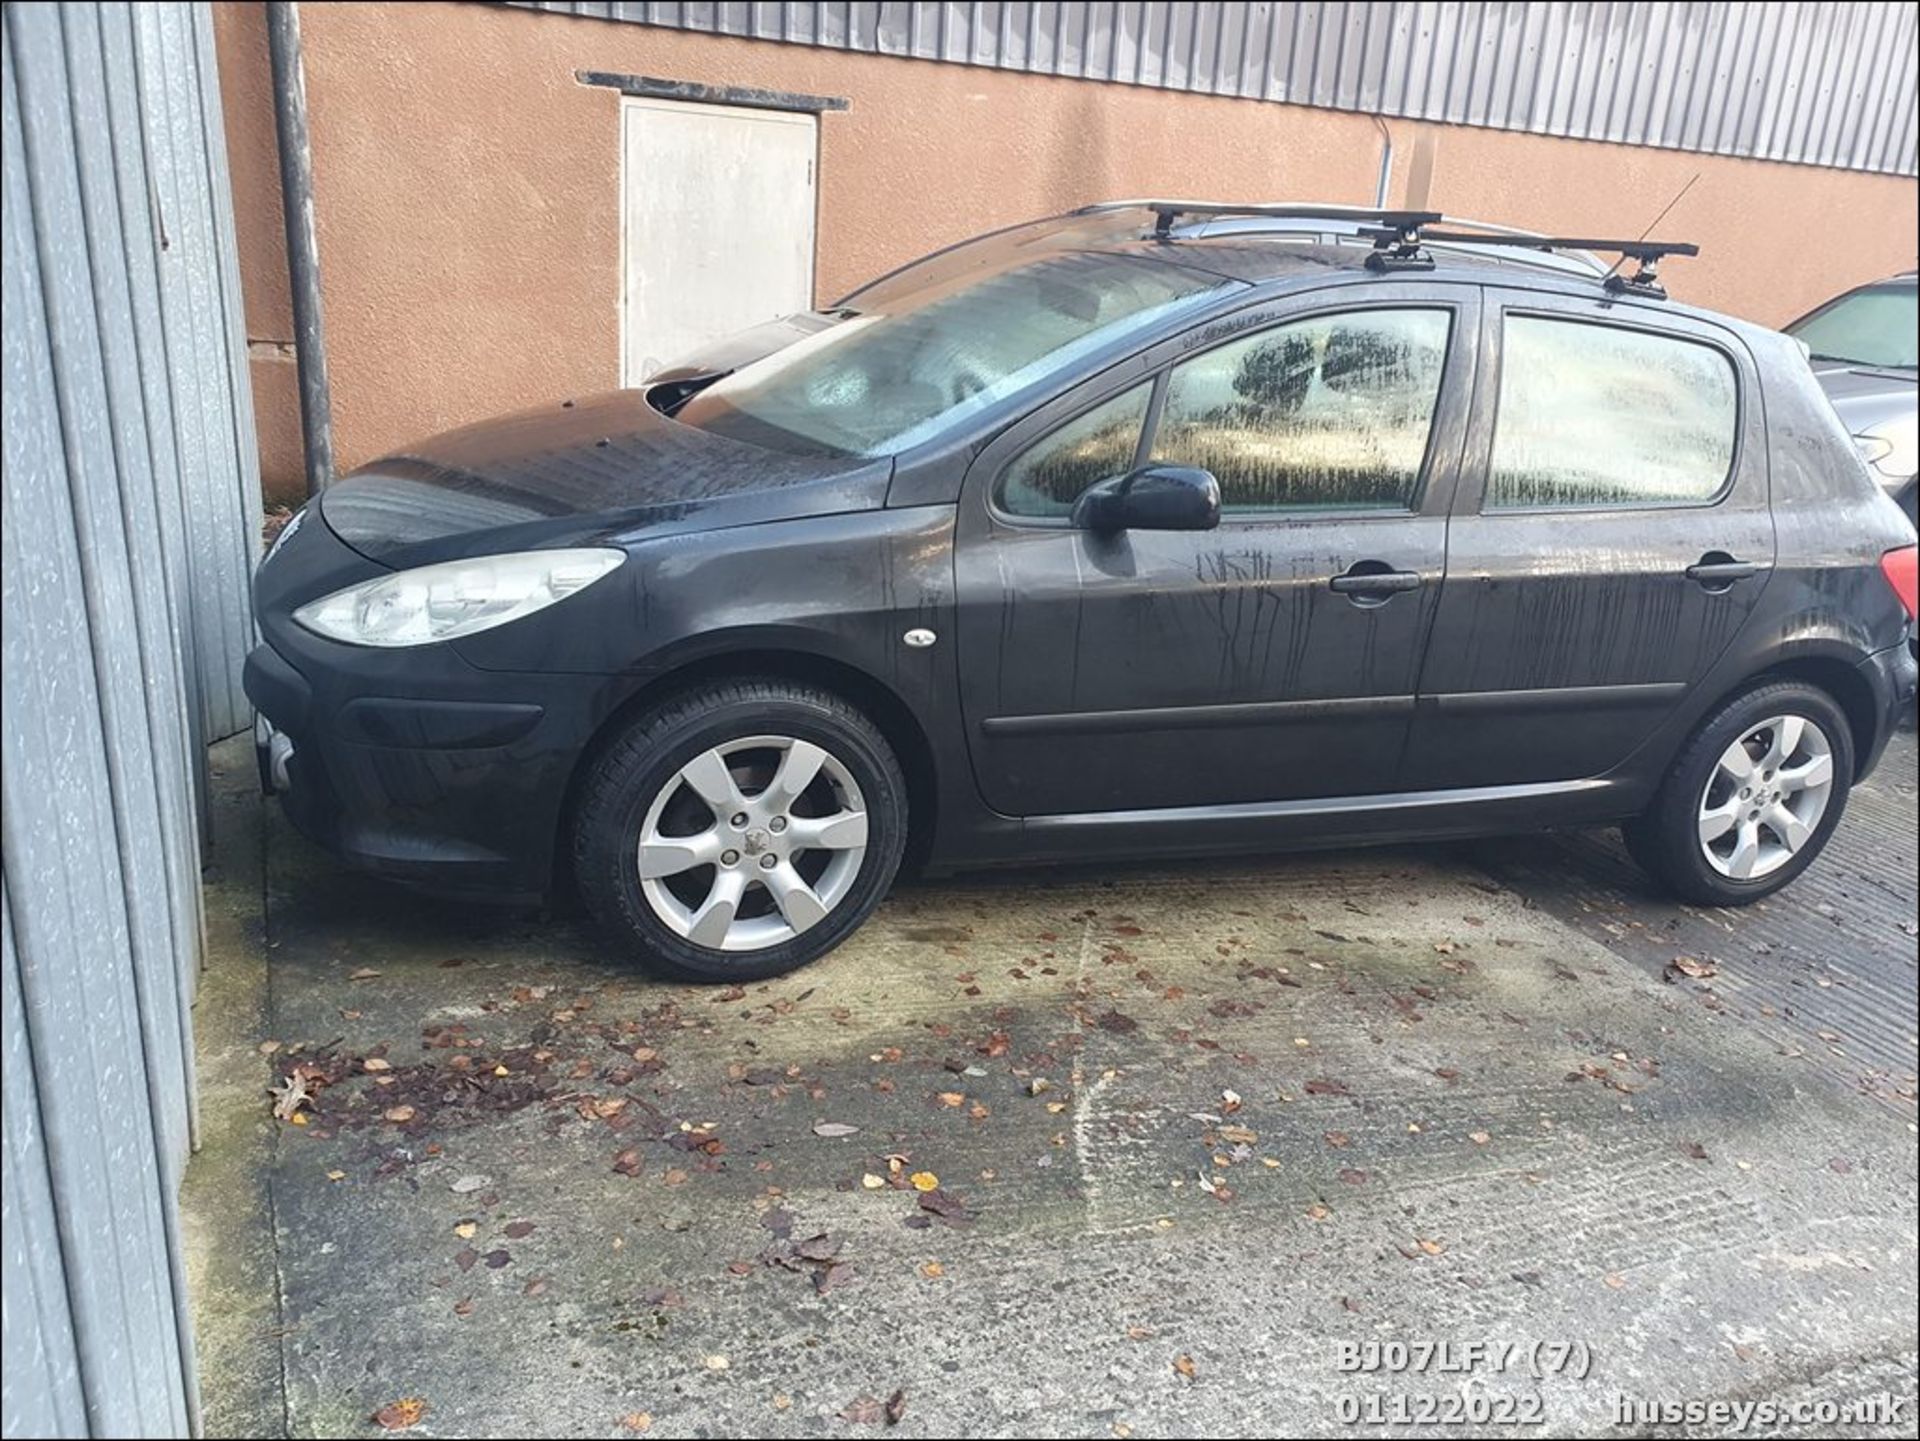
[
  {"x1": 1623, "y1": 680, "x2": 1853, "y2": 907},
  {"x1": 573, "y1": 679, "x2": 908, "y2": 981}
]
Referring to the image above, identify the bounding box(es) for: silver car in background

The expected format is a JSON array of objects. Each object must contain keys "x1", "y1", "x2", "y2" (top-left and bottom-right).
[{"x1": 1786, "y1": 271, "x2": 1918, "y2": 526}]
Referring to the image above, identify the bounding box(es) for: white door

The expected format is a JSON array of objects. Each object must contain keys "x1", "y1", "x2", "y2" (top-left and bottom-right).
[{"x1": 620, "y1": 97, "x2": 817, "y2": 385}]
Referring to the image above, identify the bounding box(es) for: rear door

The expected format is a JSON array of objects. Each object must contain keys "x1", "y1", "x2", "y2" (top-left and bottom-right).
[
  {"x1": 1401, "y1": 287, "x2": 1776, "y2": 791},
  {"x1": 953, "y1": 285, "x2": 1479, "y2": 816}
]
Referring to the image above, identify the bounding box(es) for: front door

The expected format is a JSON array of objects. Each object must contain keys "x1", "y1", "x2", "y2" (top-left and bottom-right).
[
  {"x1": 954, "y1": 289, "x2": 1479, "y2": 817},
  {"x1": 620, "y1": 97, "x2": 817, "y2": 384},
  {"x1": 1401, "y1": 288, "x2": 1776, "y2": 790}
]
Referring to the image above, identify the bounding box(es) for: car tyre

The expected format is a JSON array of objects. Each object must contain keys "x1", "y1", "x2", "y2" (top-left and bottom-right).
[
  {"x1": 1623, "y1": 679, "x2": 1853, "y2": 907},
  {"x1": 573, "y1": 678, "x2": 908, "y2": 981}
]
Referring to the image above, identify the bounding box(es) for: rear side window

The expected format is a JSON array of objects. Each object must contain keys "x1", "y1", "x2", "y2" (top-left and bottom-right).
[
  {"x1": 1487, "y1": 316, "x2": 1737, "y2": 509},
  {"x1": 1150, "y1": 309, "x2": 1452, "y2": 512}
]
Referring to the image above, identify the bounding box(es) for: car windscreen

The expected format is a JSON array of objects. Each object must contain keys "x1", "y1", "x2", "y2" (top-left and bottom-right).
[
  {"x1": 1786, "y1": 282, "x2": 1918, "y2": 371},
  {"x1": 672, "y1": 251, "x2": 1240, "y2": 457}
]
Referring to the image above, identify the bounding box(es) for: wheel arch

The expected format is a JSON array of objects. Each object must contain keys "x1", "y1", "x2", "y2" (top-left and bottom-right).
[
  {"x1": 552, "y1": 644, "x2": 941, "y2": 899},
  {"x1": 1744, "y1": 653, "x2": 1879, "y2": 771}
]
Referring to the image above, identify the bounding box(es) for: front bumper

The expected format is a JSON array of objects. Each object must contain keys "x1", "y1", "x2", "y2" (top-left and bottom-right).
[{"x1": 244, "y1": 636, "x2": 624, "y2": 902}]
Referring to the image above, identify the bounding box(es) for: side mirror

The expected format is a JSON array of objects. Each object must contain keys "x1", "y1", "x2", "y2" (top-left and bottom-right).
[{"x1": 1071, "y1": 465, "x2": 1221, "y2": 533}]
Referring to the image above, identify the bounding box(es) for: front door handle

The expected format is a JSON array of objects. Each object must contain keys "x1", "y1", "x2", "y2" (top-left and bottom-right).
[
  {"x1": 1685, "y1": 554, "x2": 1759, "y2": 590},
  {"x1": 1330, "y1": 563, "x2": 1423, "y2": 603}
]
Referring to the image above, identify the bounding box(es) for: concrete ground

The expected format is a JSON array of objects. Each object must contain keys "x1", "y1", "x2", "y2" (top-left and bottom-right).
[{"x1": 184, "y1": 734, "x2": 1919, "y2": 1439}]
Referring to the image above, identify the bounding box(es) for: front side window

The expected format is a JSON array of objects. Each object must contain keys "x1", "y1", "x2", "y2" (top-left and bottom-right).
[
  {"x1": 674, "y1": 251, "x2": 1237, "y2": 457},
  {"x1": 1149, "y1": 309, "x2": 1452, "y2": 512},
  {"x1": 1487, "y1": 316, "x2": 1738, "y2": 509},
  {"x1": 996, "y1": 382, "x2": 1152, "y2": 519}
]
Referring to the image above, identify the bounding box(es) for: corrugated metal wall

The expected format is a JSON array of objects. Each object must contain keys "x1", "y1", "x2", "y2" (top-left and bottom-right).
[
  {"x1": 505, "y1": 1, "x2": 1920, "y2": 177},
  {"x1": 1, "y1": 0, "x2": 260, "y2": 1434}
]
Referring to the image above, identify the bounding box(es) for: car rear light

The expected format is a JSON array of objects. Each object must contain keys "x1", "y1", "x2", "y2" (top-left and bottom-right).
[{"x1": 1881, "y1": 545, "x2": 1918, "y2": 620}]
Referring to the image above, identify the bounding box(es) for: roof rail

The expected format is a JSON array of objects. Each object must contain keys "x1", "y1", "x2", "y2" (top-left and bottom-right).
[
  {"x1": 1071, "y1": 199, "x2": 1696, "y2": 296},
  {"x1": 1361, "y1": 225, "x2": 1700, "y2": 297}
]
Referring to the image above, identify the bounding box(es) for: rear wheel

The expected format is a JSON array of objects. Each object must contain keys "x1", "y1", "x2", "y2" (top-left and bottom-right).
[
  {"x1": 1624, "y1": 680, "x2": 1852, "y2": 906},
  {"x1": 573, "y1": 679, "x2": 907, "y2": 981}
]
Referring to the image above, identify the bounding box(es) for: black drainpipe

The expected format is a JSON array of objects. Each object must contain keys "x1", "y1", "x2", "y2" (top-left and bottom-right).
[{"x1": 266, "y1": 0, "x2": 334, "y2": 495}]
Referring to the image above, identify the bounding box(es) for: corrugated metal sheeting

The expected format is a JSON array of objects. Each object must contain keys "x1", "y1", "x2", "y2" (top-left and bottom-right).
[
  {"x1": 2, "y1": 0, "x2": 261, "y2": 1434},
  {"x1": 506, "y1": 1, "x2": 1920, "y2": 176}
]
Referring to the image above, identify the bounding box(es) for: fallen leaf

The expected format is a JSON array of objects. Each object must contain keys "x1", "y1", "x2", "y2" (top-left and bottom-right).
[
  {"x1": 1323, "y1": 1131, "x2": 1351, "y2": 1148},
  {"x1": 1172, "y1": 1354, "x2": 1197, "y2": 1381},
  {"x1": 1679, "y1": 1140, "x2": 1708, "y2": 1160},
  {"x1": 362, "y1": 1057, "x2": 392, "y2": 1072},
  {"x1": 452, "y1": 1221, "x2": 477, "y2": 1240},
  {"x1": 348, "y1": 967, "x2": 382, "y2": 982},
  {"x1": 1305, "y1": 1203, "x2": 1330, "y2": 1221},
  {"x1": 383, "y1": 1105, "x2": 416, "y2": 1124},
  {"x1": 620, "y1": 1414, "x2": 653, "y2": 1433},
  {"x1": 935, "y1": 1092, "x2": 965, "y2": 1108},
  {"x1": 861, "y1": 1173, "x2": 885, "y2": 1190},
  {"x1": 450, "y1": 1174, "x2": 490, "y2": 1194},
  {"x1": 840, "y1": 1396, "x2": 884, "y2": 1424},
  {"x1": 504, "y1": 1220, "x2": 535, "y2": 1239},
  {"x1": 1125, "y1": 1325, "x2": 1154, "y2": 1341},
  {"x1": 325, "y1": 1169, "x2": 346, "y2": 1182},
  {"x1": 1603, "y1": 1272, "x2": 1627, "y2": 1289},
  {"x1": 886, "y1": 1389, "x2": 907, "y2": 1425},
  {"x1": 705, "y1": 1354, "x2": 730, "y2": 1371},
  {"x1": 920, "y1": 1261, "x2": 945, "y2": 1279},
  {"x1": 1416, "y1": 1238, "x2": 1445, "y2": 1255},
  {"x1": 909, "y1": 1171, "x2": 940, "y2": 1192},
  {"x1": 268, "y1": 1073, "x2": 312, "y2": 1121},
  {"x1": 1469, "y1": 1131, "x2": 1491, "y2": 1146},
  {"x1": 371, "y1": 1398, "x2": 425, "y2": 1430},
  {"x1": 813, "y1": 1121, "x2": 860, "y2": 1138},
  {"x1": 612, "y1": 1148, "x2": 644, "y2": 1177},
  {"x1": 1665, "y1": 955, "x2": 1718, "y2": 981}
]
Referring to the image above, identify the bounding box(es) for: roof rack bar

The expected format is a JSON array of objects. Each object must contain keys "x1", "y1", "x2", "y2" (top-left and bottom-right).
[
  {"x1": 1409, "y1": 230, "x2": 1699, "y2": 261},
  {"x1": 1093, "y1": 200, "x2": 1446, "y2": 240}
]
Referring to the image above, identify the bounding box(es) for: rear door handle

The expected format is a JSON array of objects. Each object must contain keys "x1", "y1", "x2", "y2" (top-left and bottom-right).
[
  {"x1": 1330, "y1": 565, "x2": 1423, "y2": 601},
  {"x1": 1685, "y1": 556, "x2": 1759, "y2": 588}
]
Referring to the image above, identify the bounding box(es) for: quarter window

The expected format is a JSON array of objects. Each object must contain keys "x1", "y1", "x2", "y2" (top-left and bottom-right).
[
  {"x1": 1150, "y1": 309, "x2": 1452, "y2": 512},
  {"x1": 1487, "y1": 316, "x2": 1737, "y2": 509},
  {"x1": 996, "y1": 381, "x2": 1152, "y2": 519}
]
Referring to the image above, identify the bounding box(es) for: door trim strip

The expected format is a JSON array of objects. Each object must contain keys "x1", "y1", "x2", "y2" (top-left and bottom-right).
[
  {"x1": 979, "y1": 694, "x2": 1417, "y2": 737},
  {"x1": 1419, "y1": 680, "x2": 1687, "y2": 715}
]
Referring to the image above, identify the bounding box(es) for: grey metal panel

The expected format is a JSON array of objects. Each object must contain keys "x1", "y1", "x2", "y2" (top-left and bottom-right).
[
  {"x1": 507, "y1": 1, "x2": 1919, "y2": 175},
  {"x1": 2, "y1": 887, "x2": 88, "y2": 1440},
  {"x1": 135, "y1": 0, "x2": 260, "y2": 740},
  {"x1": 2, "y1": 0, "x2": 256, "y2": 1433}
]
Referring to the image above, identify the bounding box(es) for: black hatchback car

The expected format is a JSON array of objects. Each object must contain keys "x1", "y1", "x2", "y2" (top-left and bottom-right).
[{"x1": 248, "y1": 203, "x2": 1918, "y2": 980}]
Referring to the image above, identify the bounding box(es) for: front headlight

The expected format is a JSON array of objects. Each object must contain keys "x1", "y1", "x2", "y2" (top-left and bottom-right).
[{"x1": 293, "y1": 548, "x2": 625, "y2": 647}]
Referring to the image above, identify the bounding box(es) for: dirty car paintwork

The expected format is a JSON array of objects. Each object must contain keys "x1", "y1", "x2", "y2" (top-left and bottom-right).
[{"x1": 246, "y1": 211, "x2": 1919, "y2": 900}]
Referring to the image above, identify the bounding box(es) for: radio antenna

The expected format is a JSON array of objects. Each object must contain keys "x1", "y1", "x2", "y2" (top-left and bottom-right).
[{"x1": 1603, "y1": 171, "x2": 1701, "y2": 283}]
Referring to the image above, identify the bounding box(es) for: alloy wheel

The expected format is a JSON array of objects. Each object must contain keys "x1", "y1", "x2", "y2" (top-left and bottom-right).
[
  {"x1": 638, "y1": 735, "x2": 869, "y2": 951},
  {"x1": 1696, "y1": 714, "x2": 1834, "y2": 881}
]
